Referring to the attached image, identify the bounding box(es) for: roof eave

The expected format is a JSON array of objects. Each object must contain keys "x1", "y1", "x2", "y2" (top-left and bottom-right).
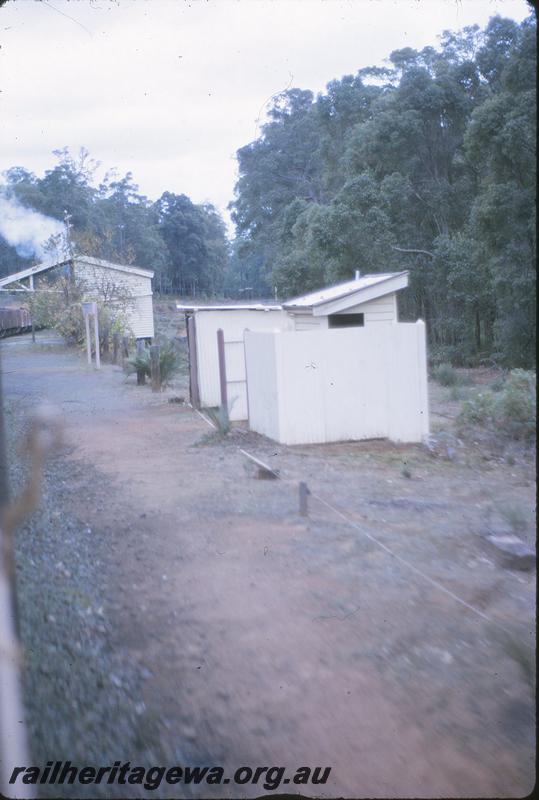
[
  {"x1": 282, "y1": 272, "x2": 409, "y2": 316},
  {"x1": 0, "y1": 258, "x2": 73, "y2": 288},
  {"x1": 176, "y1": 304, "x2": 282, "y2": 312},
  {"x1": 311, "y1": 271, "x2": 408, "y2": 316},
  {"x1": 282, "y1": 271, "x2": 409, "y2": 313},
  {"x1": 75, "y1": 255, "x2": 154, "y2": 279}
]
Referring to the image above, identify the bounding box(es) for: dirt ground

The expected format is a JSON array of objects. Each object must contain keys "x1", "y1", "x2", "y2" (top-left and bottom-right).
[{"x1": 2, "y1": 331, "x2": 536, "y2": 799}]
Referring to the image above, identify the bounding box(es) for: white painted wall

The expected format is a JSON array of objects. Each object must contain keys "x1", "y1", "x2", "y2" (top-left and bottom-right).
[
  {"x1": 129, "y1": 295, "x2": 155, "y2": 339},
  {"x1": 338, "y1": 292, "x2": 398, "y2": 323},
  {"x1": 244, "y1": 321, "x2": 429, "y2": 445},
  {"x1": 292, "y1": 313, "x2": 329, "y2": 331},
  {"x1": 194, "y1": 308, "x2": 291, "y2": 419},
  {"x1": 244, "y1": 330, "x2": 280, "y2": 440},
  {"x1": 75, "y1": 259, "x2": 154, "y2": 338},
  {"x1": 288, "y1": 291, "x2": 398, "y2": 329},
  {"x1": 192, "y1": 290, "x2": 401, "y2": 421}
]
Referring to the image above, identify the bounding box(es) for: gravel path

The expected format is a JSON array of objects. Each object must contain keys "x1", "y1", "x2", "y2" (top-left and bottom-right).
[{"x1": 2, "y1": 333, "x2": 535, "y2": 799}]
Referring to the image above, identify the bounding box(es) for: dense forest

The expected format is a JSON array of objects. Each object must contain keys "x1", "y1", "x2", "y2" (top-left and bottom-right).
[
  {"x1": 230, "y1": 14, "x2": 536, "y2": 367},
  {"x1": 0, "y1": 14, "x2": 535, "y2": 367},
  {"x1": 0, "y1": 149, "x2": 230, "y2": 296}
]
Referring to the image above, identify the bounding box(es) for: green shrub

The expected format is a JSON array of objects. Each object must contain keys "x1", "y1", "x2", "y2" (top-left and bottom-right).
[
  {"x1": 158, "y1": 342, "x2": 179, "y2": 386},
  {"x1": 489, "y1": 374, "x2": 507, "y2": 392},
  {"x1": 27, "y1": 288, "x2": 64, "y2": 330},
  {"x1": 457, "y1": 369, "x2": 535, "y2": 440},
  {"x1": 56, "y1": 304, "x2": 87, "y2": 344},
  {"x1": 458, "y1": 391, "x2": 496, "y2": 428},
  {"x1": 206, "y1": 405, "x2": 230, "y2": 436},
  {"x1": 494, "y1": 369, "x2": 536, "y2": 440},
  {"x1": 29, "y1": 289, "x2": 87, "y2": 345},
  {"x1": 127, "y1": 352, "x2": 151, "y2": 377},
  {"x1": 433, "y1": 363, "x2": 461, "y2": 387},
  {"x1": 127, "y1": 342, "x2": 180, "y2": 387},
  {"x1": 429, "y1": 344, "x2": 466, "y2": 368},
  {"x1": 28, "y1": 276, "x2": 132, "y2": 347}
]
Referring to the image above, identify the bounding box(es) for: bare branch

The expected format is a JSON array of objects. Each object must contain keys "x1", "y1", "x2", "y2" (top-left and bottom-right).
[{"x1": 391, "y1": 245, "x2": 435, "y2": 258}]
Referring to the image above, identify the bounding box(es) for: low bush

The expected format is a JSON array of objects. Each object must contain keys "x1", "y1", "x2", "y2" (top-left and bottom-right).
[
  {"x1": 433, "y1": 363, "x2": 461, "y2": 387},
  {"x1": 449, "y1": 385, "x2": 464, "y2": 401},
  {"x1": 158, "y1": 342, "x2": 180, "y2": 386},
  {"x1": 489, "y1": 373, "x2": 507, "y2": 392},
  {"x1": 128, "y1": 342, "x2": 179, "y2": 388},
  {"x1": 127, "y1": 352, "x2": 151, "y2": 378},
  {"x1": 457, "y1": 369, "x2": 535, "y2": 441},
  {"x1": 206, "y1": 405, "x2": 230, "y2": 436},
  {"x1": 28, "y1": 276, "x2": 131, "y2": 348},
  {"x1": 429, "y1": 345, "x2": 461, "y2": 368},
  {"x1": 458, "y1": 391, "x2": 495, "y2": 428},
  {"x1": 494, "y1": 369, "x2": 536, "y2": 440}
]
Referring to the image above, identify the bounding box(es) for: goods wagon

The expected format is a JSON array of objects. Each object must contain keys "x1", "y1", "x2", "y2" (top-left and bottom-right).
[{"x1": 0, "y1": 307, "x2": 32, "y2": 337}]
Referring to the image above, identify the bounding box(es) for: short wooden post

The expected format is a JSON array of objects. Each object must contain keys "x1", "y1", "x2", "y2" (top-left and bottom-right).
[
  {"x1": 84, "y1": 314, "x2": 92, "y2": 366},
  {"x1": 112, "y1": 332, "x2": 120, "y2": 365},
  {"x1": 299, "y1": 481, "x2": 311, "y2": 516},
  {"x1": 136, "y1": 340, "x2": 146, "y2": 385},
  {"x1": 93, "y1": 312, "x2": 101, "y2": 369},
  {"x1": 121, "y1": 336, "x2": 129, "y2": 370},
  {"x1": 217, "y1": 328, "x2": 228, "y2": 416},
  {"x1": 150, "y1": 344, "x2": 161, "y2": 392},
  {"x1": 101, "y1": 325, "x2": 110, "y2": 358}
]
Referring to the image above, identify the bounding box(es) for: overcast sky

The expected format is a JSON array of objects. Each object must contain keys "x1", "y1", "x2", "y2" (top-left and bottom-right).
[{"x1": 0, "y1": 0, "x2": 532, "y2": 231}]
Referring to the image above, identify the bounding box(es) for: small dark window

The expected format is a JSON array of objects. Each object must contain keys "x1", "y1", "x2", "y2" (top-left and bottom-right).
[{"x1": 328, "y1": 313, "x2": 364, "y2": 328}]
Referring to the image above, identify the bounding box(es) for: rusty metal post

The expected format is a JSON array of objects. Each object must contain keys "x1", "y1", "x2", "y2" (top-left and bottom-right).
[{"x1": 217, "y1": 328, "x2": 228, "y2": 416}]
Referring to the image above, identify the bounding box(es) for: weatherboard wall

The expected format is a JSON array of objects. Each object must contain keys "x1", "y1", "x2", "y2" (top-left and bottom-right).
[
  {"x1": 129, "y1": 295, "x2": 155, "y2": 339},
  {"x1": 289, "y1": 292, "x2": 398, "y2": 328},
  {"x1": 338, "y1": 292, "x2": 398, "y2": 323},
  {"x1": 74, "y1": 258, "x2": 154, "y2": 338}
]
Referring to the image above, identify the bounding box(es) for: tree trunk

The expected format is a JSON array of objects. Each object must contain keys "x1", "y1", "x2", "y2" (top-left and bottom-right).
[{"x1": 475, "y1": 304, "x2": 481, "y2": 351}]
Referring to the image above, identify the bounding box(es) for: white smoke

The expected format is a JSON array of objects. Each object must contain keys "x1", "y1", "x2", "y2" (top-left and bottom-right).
[{"x1": 0, "y1": 195, "x2": 64, "y2": 259}]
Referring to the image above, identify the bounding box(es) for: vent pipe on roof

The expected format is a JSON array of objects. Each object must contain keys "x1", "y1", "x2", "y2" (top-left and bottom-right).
[{"x1": 355, "y1": 270, "x2": 361, "y2": 280}]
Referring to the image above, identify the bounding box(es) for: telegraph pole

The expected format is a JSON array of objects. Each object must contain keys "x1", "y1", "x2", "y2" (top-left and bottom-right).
[
  {"x1": 63, "y1": 210, "x2": 75, "y2": 301},
  {"x1": 63, "y1": 209, "x2": 74, "y2": 259}
]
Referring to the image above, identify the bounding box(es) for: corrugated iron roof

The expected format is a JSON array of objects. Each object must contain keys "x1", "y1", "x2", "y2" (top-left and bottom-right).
[
  {"x1": 177, "y1": 304, "x2": 282, "y2": 312},
  {"x1": 0, "y1": 254, "x2": 154, "y2": 288},
  {"x1": 75, "y1": 256, "x2": 154, "y2": 279},
  {"x1": 283, "y1": 271, "x2": 408, "y2": 310}
]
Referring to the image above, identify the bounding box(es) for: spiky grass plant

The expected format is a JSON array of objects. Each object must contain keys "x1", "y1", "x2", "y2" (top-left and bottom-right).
[
  {"x1": 158, "y1": 342, "x2": 180, "y2": 387},
  {"x1": 126, "y1": 353, "x2": 151, "y2": 377}
]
